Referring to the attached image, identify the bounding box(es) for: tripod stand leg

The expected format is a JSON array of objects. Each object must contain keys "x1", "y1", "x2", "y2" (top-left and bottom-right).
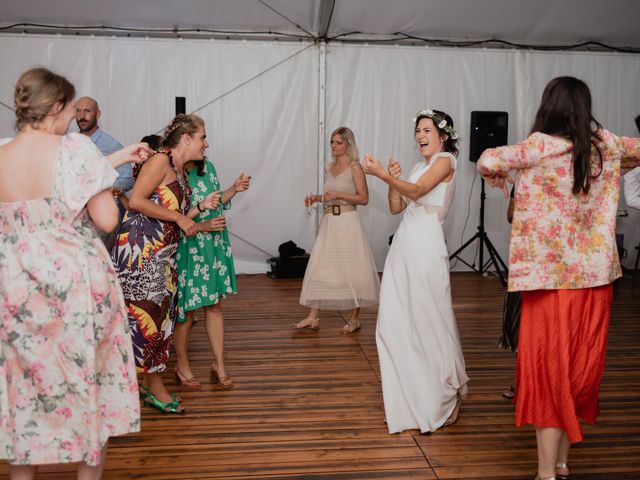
[
  {"x1": 449, "y1": 232, "x2": 481, "y2": 263},
  {"x1": 482, "y1": 235, "x2": 508, "y2": 286}
]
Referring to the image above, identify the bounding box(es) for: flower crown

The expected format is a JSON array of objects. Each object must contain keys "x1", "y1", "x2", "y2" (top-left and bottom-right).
[{"x1": 413, "y1": 109, "x2": 459, "y2": 140}]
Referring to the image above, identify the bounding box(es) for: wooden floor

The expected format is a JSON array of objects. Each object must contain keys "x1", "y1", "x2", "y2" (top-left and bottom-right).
[{"x1": 2, "y1": 273, "x2": 639, "y2": 479}]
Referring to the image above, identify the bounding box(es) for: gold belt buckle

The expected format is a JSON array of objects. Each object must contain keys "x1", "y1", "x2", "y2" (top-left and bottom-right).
[{"x1": 332, "y1": 205, "x2": 341, "y2": 216}]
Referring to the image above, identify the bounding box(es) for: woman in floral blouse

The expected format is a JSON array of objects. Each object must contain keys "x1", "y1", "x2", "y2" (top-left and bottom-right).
[{"x1": 478, "y1": 76, "x2": 640, "y2": 480}]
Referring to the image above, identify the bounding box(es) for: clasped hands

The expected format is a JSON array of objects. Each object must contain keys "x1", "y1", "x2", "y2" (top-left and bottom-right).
[
  {"x1": 303, "y1": 191, "x2": 343, "y2": 206},
  {"x1": 363, "y1": 155, "x2": 402, "y2": 178},
  {"x1": 479, "y1": 168, "x2": 514, "y2": 198},
  {"x1": 177, "y1": 217, "x2": 225, "y2": 237},
  {"x1": 177, "y1": 191, "x2": 223, "y2": 237}
]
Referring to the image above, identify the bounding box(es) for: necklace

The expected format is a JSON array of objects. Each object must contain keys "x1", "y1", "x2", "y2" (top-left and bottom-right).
[{"x1": 165, "y1": 148, "x2": 192, "y2": 211}]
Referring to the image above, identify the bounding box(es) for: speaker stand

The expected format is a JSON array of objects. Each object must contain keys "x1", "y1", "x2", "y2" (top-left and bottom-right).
[{"x1": 449, "y1": 179, "x2": 508, "y2": 286}]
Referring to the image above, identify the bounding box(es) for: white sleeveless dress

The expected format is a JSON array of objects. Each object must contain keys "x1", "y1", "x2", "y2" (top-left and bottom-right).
[{"x1": 376, "y1": 153, "x2": 469, "y2": 434}]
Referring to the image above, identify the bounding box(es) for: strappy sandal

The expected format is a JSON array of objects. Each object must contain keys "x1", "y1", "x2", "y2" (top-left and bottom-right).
[
  {"x1": 502, "y1": 385, "x2": 516, "y2": 399},
  {"x1": 556, "y1": 462, "x2": 570, "y2": 479},
  {"x1": 534, "y1": 476, "x2": 557, "y2": 480},
  {"x1": 290, "y1": 318, "x2": 320, "y2": 330},
  {"x1": 175, "y1": 368, "x2": 202, "y2": 390},
  {"x1": 211, "y1": 368, "x2": 234, "y2": 390},
  {"x1": 140, "y1": 385, "x2": 182, "y2": 403},
  {"x1": 340, "y1": 319, "x2": 361, "y2": 334},
  {"x1": 143, "y1": 390, "x2": 186, "y2": 414}
]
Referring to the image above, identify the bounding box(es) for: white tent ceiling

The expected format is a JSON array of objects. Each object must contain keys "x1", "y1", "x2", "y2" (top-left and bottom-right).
[{"x1": 2, "y1": 0, "x2": 640, "y2": 51}]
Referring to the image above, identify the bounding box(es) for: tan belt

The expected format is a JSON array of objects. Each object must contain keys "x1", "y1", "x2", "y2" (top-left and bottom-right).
[{"x1": 324, "y1": 204, "x2": 356, "y2": 216}]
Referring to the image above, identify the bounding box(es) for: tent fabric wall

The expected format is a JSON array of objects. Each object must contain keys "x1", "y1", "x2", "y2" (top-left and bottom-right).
[{"x1": 1, "y1": 34, "x2": 639, "y2": 273}]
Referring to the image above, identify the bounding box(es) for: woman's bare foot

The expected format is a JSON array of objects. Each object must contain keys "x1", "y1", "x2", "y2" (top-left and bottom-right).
[{"x1": 443, "y1": 398, "x2": 461, "y2": 427}]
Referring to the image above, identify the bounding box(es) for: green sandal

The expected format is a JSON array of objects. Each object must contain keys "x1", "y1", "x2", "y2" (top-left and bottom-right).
[
  {"x1": 139, "y1": 385, "x2": 182, "y2": 403},
  {"x1": 142, "y1": 390, "x2": 186, "y2": 414}
]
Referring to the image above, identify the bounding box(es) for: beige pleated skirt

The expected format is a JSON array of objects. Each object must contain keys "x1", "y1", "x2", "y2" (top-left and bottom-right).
[{"x1": 299, "y1": 209, "x2": 380, "y2": 310}]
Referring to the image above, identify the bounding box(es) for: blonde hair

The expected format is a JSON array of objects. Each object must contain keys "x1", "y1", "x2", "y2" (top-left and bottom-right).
[
  {"x1": 14, "y1": 67, "x2": 75, "y2": 131},
  {"x1": 162, "y1": 113, "x2": 204, "y2": 148},
  {"x1": 331, "y1": 127, "x2": 360, "y2": 164}
]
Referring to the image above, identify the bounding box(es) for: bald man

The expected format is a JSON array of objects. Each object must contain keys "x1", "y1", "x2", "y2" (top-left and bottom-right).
[{"x1": 76, "y1": 97, "x2": 133, "y2": 249}]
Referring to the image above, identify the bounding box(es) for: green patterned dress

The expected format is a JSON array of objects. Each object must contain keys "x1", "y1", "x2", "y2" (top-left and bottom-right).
[{"x1": 176, "y1": 160, "x2": 237, "y2": 322}]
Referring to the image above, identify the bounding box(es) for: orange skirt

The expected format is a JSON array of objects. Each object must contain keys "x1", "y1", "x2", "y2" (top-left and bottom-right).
[{"x1": 515, "y1": 284, "x2": 613, "y2": 443}]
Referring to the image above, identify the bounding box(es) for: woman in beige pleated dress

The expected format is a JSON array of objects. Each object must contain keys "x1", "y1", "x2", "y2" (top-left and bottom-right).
[{"x1": 292, "y1": 127, "x2": 380, "y2": 333}]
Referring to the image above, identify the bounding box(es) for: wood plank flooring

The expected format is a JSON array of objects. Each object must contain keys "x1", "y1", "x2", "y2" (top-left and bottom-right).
[{"x1": 1, "y1": 273, "x2": 638, "y2": 479}]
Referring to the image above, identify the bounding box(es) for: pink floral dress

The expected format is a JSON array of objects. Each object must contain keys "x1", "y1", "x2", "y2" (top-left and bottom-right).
[{"x1": 0, "y1": 133, "x2": 140, "y2": 466}]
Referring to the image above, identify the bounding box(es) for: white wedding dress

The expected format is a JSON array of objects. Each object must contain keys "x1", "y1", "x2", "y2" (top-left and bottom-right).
[{"x1": 376, "y1": 152, "x2": 469, "y2": 434}]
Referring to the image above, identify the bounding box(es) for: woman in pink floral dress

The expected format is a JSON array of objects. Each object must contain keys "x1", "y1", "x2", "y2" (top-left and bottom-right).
[
  {"x1": 0, "y1": 68, "x2": 148, "y2": 479},
  {"x1": 478, "y1": 76, "x2": 640, "y2": 480}
]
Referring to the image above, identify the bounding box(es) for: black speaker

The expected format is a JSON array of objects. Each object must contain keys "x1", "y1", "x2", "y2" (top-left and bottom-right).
[
  {"x1": 469, "y1": 111, "x2": 508, "y2": 162},
  {"x1": 175, "y1": 96, "x2": 186, "y2": 115}
]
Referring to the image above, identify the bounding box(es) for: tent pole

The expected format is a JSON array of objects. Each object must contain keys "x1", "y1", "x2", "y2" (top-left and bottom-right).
[{"x1": 316, "y1": 41, "x2": 327, "y2": 228}]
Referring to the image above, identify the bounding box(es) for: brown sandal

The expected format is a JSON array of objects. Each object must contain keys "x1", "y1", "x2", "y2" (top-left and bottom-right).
[
  {"x1": 175, "y1": 368, "x2": 202, "y2": 390},
  {"x1": 340, "y1": 319, "x2": 361, "y2": 334},
  {"x1": 211, "y1": 368, "x2": 234, "y2": 390}
]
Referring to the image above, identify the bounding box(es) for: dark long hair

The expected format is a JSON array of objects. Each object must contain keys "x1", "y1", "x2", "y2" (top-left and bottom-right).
[
  {"x1": 414, "y1": 110, "x2": 459, "y2": 156},
  {"x1": 530, "y1": 77, "x2": 602, "y2": 194}
]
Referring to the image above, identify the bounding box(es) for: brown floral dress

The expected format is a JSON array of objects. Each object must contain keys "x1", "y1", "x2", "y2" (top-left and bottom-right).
[{"x1": 111, "y1": 167, "x2": 188, "y2": 373}]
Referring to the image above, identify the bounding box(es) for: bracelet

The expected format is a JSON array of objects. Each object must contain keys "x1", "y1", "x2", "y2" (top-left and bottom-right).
[
  {"x1": 197, "y1": 201, "x2": 205, "y2": 212},
  {"x1": 389, "y1": 197, "x2": 402, "y2": 203}
]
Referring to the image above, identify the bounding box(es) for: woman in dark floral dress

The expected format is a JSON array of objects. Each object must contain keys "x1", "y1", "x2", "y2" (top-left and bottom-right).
[{"x1": 112, "y1": 114, "x2": 219, "y2": 413}]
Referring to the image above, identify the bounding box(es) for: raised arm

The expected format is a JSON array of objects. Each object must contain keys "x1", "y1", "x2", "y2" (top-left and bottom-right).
[
  {"x1": 221, "y1": 172, "x2": 251, "y2": 205},
  {"x1": 363, "y1": 154, "x2": 453, "y2": 202},
  {"x1": 477, "y1": 133, "x2": 544, "y2": 190},
  {"x1": 618, "y1": 136, "x2": 640, "y2": 171},
  {"x1": 386, "y1": 158, "x2": 406, "y2": 215}
]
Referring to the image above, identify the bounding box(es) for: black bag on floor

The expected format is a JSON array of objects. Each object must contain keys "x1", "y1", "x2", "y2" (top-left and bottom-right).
[{"x1": 268, "y1": 241, "x2": 309, "y2": 278}]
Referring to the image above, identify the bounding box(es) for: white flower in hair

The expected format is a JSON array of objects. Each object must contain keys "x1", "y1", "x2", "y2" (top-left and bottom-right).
[
  {"x1": 438, "y1": 119, "x2": 447, "y2": 129},
  {"x1": 451, "y1": 132, "x2": 459, "y2": 140},
  {"x1": 425, "y1": 109, "x2": 434, "y2": 116}
]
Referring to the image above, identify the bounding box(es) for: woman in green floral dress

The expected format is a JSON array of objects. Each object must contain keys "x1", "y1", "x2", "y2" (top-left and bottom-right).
[{"x1": 174, "y1": 159, "x2": 250, "y2": 389}]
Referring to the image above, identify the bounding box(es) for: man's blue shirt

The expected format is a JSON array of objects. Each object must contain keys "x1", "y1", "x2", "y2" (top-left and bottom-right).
[{"x1": 90, "y1": 128, "x2": 133, "y2": 192}]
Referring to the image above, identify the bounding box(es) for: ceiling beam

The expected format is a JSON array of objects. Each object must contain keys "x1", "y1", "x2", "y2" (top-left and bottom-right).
[{"x1": 318, "y1": 0, "x2": 336, "y2": 40}]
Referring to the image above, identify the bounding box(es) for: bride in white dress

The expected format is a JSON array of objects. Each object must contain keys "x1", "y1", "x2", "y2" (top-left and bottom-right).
[{"x1": 363, "y1": 109, "x2": 469, "y2": 434}]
